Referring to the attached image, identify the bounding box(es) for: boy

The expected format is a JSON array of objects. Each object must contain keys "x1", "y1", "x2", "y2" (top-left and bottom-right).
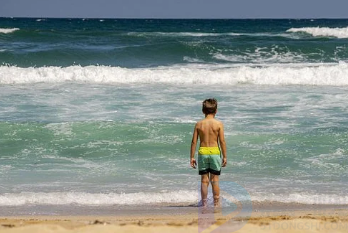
[{"x1": 190, "y1": 98, "x2": 227, "y2": 207}]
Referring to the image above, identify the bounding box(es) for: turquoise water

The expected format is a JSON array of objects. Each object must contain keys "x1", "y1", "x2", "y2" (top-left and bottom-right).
[{"x1": 1, "y1": 19, "x2": 348, "y2": 208}]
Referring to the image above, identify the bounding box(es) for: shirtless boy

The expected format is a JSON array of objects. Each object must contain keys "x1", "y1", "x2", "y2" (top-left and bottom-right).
[{"x1": 190, "y1": 98, "x2": 227, "y2": 207}]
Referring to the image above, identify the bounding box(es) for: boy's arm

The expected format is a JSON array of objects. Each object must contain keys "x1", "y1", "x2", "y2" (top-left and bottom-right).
[
  {"x1": 190, "y1": 123, "x2": 198, "y2": 169},
  {"x1": 218, "y1": 122, "x2": 227, "y2": 167}
]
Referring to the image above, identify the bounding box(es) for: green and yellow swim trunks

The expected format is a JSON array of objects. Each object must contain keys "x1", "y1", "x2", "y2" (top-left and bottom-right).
[{"x1": 198, "y1": 147, "x2": 222, "y2": 175}]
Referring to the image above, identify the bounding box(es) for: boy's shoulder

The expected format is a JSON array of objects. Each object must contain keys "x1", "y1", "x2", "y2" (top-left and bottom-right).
[{"x1": 196, "y1": 118, "x2": 223, "y2": 126}]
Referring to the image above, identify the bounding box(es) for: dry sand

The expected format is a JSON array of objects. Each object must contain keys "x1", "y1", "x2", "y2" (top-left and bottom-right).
[{"x1": 1, "y1": 208, "x2": 348, "y2": 233}]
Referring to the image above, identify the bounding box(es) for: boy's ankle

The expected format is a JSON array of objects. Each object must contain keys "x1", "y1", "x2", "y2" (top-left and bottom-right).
[{"x1": 213, "y1": 196, "x2": 220, "y2": 207}]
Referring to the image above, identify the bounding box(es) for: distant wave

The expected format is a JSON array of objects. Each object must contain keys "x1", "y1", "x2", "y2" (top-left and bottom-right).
[
  {"x1": 213, "y1": 46, "x2": 307, "y2": 63},
  {"x1": 0, "y1": 28, "x2": 19, "y2": 34},
  {"x1": 287, "y1": 27, "x2": 348, "y2": 38},
  {"x1": 1, "y1": 63, "x2": 348, "y2": 85},
  {"x1": 127, "y1": 31, "x2": 296, "y2": 38},
  {"x1": 127, "y1": 32, "x2": 240, "y2": 37}
]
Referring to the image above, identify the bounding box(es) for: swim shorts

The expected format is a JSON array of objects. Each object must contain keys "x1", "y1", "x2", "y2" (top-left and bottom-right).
[{"x1": 198, "y1": 147, "x2": 222, "y2": 175}]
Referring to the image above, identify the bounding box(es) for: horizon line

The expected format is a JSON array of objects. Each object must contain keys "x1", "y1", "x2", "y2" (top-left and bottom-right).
[{"x1": 1, "y1": 16, "x2": 348, "y2": 20}]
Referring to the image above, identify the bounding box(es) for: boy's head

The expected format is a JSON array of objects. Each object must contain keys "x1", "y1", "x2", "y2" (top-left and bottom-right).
[{"x1": 202, "y1": 98, "x2": 218, "y2": 115}]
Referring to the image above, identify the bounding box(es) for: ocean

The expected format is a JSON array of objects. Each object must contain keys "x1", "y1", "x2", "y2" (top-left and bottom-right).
[{"x1": 1, "y1": 18, "x2": 348, "y2": 215}]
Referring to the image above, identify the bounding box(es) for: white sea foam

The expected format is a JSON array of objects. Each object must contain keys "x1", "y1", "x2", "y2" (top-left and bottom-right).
[
  {"x1": 239, "y1": 32, "x2": 300, "y2": 39},
  {"x1": 287, "y1": 27, "x2": 348, "y2": 38},
  {"x1": 0, "y1": 191, "x2": 198, "y2": 206},
  {"x1": 253, "y1": 193, "x2": 348, "y2": 205},
  {"x1": 213, "y1": 46, "x2": 307, "y2": 63},
  {"x1": 44, "y1": 123, "x2": 74, "y2": 137},
  {"x1": 0, "y1": 28, "x2": 19, "y2": 34},
  {"x1": 1, "y1": 62, "x2": 348, "y2": 86},
  {"x1": 183, "y1": 56, "x2": 205, "y2": 63},
  {"x1": 0, "y1": 191, "x2": 347, "y2": 206}
]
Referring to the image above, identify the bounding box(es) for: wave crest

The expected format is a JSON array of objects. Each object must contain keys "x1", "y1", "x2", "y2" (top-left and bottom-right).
[
  {"x1": 0, "y1": 28, "x2": 19, "y2": 34},
  {"x1": 287, "y1": 27, "x2": 348, "y2": 38},
  {"x1": 1, "y1": 63, "x2": 348, "y2": 86}
]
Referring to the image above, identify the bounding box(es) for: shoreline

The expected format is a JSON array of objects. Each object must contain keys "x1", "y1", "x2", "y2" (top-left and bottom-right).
[
  {"x1": 0, "y1": 201, "x2": 347, "y2": 216},
  {"x1": 1, "y1": 204, "x2": 348, "y2": 232}
]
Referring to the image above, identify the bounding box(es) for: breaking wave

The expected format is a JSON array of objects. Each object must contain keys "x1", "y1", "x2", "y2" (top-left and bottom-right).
[
  {"x1": 287, "y1": 27, "x2": 348, "y2": 38},
  {"x1": 1, "y1": 62, "x2": 348, "y2": 86}
]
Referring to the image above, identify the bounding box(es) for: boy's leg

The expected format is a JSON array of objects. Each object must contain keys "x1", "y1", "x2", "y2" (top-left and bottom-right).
[
  {"x1": 201, "y1": 173, "x2": 210, "y2": 207},
  {"x1": 210, "y1": 174, "x2": 220, "y2": 207}
]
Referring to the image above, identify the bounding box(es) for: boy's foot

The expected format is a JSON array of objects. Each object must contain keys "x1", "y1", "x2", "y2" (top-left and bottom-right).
[
  {"x1": 213, "y1": 197, "x2": 222, "y2": 213},
  {"x1": 202, "y1": 199, "x2": 208, "y2": 208},
  {"x1": 200, "y1": 199, "x2": 209, "y2": 214},
  {"x1": 213, "y1": 197, "x2": 220, "y2": 207}
]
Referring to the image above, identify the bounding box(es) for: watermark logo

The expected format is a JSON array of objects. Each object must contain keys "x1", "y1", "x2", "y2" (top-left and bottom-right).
[{"x1": 198, "y1": 181, "x2": 252, "y2": 233}]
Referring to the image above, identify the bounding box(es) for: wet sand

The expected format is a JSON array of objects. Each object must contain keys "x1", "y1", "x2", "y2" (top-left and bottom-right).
[{"x1": 1, "y1": 204, "x2": 348, "y2": 232}]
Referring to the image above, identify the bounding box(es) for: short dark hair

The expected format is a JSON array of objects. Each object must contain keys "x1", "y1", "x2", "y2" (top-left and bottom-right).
[{"x1": 202, "y1": 98, "x2": 217, "y2": 115}]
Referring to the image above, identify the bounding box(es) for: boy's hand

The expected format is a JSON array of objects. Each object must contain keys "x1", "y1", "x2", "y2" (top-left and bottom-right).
[
  {"x1": 190, "y1": 158, "x2": 197, "y2": 169},
  {"x1": 222, "y1": 158, "x2": 227, "y2": 167}
]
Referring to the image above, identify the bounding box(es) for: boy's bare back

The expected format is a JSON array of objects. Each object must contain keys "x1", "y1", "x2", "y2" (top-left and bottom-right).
[{"x1": 195, "y1": 117, "x2": 224, "y2": 148}]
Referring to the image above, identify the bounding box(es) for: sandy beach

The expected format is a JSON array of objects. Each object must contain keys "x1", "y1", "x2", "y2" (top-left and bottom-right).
[{"x1": 1, "y1": 206, "x2": 348, "y2": 233}]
